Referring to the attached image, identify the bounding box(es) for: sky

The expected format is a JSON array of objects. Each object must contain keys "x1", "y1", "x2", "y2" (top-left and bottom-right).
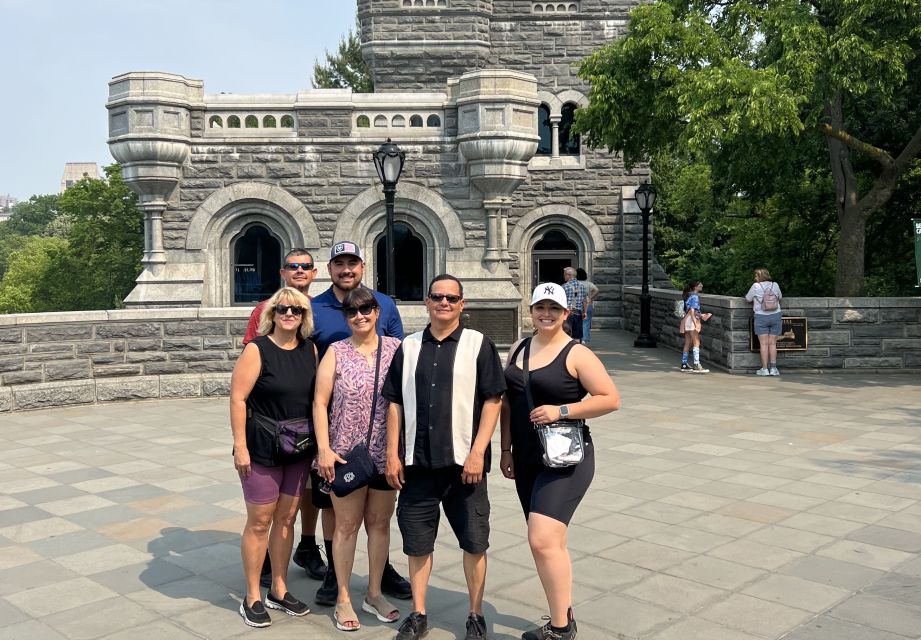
[{"x1": 0, "y1": 0, "x2": 357, "y2": 201}]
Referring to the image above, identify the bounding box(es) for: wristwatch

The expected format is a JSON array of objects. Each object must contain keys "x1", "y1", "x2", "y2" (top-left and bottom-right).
[{"x1": 559, "y1": 405, "x2": 570, "y2": 418}]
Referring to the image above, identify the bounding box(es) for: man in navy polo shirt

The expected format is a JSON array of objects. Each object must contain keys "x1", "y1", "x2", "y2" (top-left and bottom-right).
[{"x1": 308, "y1": 240, "x2": 410, "y2": 606}]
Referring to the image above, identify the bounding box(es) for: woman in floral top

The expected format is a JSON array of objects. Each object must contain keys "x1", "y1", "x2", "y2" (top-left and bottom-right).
[{"x1": 313, "y1": 286, "x2": 401, "y2": 631}]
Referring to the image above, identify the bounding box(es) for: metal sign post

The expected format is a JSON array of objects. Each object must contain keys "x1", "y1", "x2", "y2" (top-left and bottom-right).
[{"x1": 913, "y1": 218, "x2": 921, "y2": 287}]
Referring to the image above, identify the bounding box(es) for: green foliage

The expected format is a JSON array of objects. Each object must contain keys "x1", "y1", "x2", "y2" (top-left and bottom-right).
[
  {"x1": 577, "y1": 0, "x2": 921, "y2": 295},
  {"x1": 311, "y1": 21, "x2": 373, "y2": 92},
  {"x1": 0, "y1": 165, "x2": 143, "y2": 313},
  {"x1": 0, "y1": 236, "x2": 68, "y2": 313}
]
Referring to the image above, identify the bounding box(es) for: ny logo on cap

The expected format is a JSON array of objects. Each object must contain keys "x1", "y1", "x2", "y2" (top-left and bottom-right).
[{"x1": 544, "y1": 285, "x2": 556, "y2": 295}]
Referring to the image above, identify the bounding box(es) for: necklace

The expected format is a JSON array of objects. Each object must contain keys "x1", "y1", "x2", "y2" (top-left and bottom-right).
[{"x1": 350, "y1": 336, "x2": 379, "y2": 365}]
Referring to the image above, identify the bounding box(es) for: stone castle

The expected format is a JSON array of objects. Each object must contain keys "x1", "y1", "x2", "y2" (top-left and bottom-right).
[{"x1": 106, "y1": 0, "x2": 654, "y2": 341}]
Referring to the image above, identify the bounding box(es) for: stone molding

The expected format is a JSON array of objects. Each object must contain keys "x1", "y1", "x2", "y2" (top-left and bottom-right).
[{"x1": 508, "y1": 204, "x2": 607, "y2": 255}]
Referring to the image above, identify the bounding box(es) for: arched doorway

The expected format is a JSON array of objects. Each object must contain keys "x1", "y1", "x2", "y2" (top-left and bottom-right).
[
  {"x1": 532, "y1": 228, "x2": 578, "y2": 289},
  {"x1": 231, "y1": 223, "x2": 282, "y2": 304},
  {"x1": 374, "y1": 222, "x2": 425, "y2": 301}
]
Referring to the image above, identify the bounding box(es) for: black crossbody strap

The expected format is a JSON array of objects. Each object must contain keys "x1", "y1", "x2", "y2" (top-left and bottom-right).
[{"x1": 365, "y1": 339, "x2": 384, "y2": 449}]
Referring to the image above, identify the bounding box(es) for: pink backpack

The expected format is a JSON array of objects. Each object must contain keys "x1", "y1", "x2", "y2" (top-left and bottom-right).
[{"x1": 760, "y1": 282, "x2": 779, "y2": 312}]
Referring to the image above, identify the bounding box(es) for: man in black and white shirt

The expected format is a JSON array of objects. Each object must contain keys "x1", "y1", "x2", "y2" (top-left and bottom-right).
[{"x1": 383, "y1": 274, "x2": 506, "y2": 640}]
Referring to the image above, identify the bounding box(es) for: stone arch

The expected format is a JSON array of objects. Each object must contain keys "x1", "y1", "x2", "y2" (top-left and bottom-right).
[
  {"x1": 186, "y1": 183, "x2": 320, "y2": 306},
  {"x1": 509, "y1": 204, "x2": 607, "y2": 299},
  {"x1": 335, "y1": 184, "x2": 466, "y2": 292},
  {"x1": 556, "y1": 88, "x2": 588, "y2": 109},
  {"x1": 537, "y1": 90, "x2": 562, "y2": 117}
]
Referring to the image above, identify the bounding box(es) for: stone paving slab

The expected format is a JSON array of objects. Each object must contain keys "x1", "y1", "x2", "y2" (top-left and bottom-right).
[{"x1": 1, "y1": 330, "x2": 920, "y2": 639}]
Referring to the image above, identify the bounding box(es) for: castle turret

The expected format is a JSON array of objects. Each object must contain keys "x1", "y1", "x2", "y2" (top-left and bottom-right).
[{"x1": 359, "y1": 0, "x2": 493, "y2": 92}]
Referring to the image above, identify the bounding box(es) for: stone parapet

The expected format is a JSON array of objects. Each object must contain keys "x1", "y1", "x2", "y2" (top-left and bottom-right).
[{"x1": 623, "y1": 287, "x2": 921, "y2": 372}]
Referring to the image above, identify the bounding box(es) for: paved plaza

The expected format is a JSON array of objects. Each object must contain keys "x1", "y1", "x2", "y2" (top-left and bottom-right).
[{"x1": 1, "y1": 331, "x2": 921, "y2": 639}]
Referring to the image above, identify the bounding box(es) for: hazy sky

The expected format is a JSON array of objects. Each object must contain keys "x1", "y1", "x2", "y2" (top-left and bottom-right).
[{"x1": 0, "y1": 0, "x2": 357, "y2": 201}]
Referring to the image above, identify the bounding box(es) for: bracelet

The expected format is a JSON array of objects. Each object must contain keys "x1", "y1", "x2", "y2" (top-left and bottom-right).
[{"x1": 501, "y1": 448, "x2": 511, "y2": 453}]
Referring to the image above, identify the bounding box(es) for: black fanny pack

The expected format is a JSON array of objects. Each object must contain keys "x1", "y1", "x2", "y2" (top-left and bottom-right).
[{"x1": 248, "y1": 411, "x2": 316, "y2": 463}]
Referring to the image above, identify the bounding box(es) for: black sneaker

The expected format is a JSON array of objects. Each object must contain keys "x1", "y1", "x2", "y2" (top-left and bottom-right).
[
  {"x1": 265, "y1": 591, "x2": 310, "y2": 617},
  {"x1": 395, "y1": 612, "x2": 428, "y2": 640},
  {"x1": 314, "y1": 566, "x2": 338, "y2": 606},
  {"x1": 382, "y1": 561, "x2": 412, "y2": 600},
  {"x1": 292, "y1": 541, "x2": 326, "y2": 580},
  {"x1": 466, "y1": 613, "x2": 487, "y2": 640},
  {"x1": 239, "y1": 599, "x2": 271, "y2": 628},
  {"x1": 522, "y1": 610, "x2": 577, "y2": 640},
  {"x1": 259, "y1": 552, "x2": 271, "y2": 589},
  {"x1": 680, "y1": 363, "x2": 691, "y2": 372}
]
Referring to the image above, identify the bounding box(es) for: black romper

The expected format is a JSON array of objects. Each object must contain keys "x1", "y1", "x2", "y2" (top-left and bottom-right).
[{"x1": 504, "y1": 339, "x2": 595, "y2": 525}]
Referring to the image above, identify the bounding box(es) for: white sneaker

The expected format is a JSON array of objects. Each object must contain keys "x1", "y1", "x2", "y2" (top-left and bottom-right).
[
  {"x1": 769, "y1": 367, "x2": 780, "y2": 376},
  {"x1": 691, "y1": 364, "x2": 709, "y2": 374},
  {"x1": 756, "y1": 368, "x2": 770, "y2": 376}
]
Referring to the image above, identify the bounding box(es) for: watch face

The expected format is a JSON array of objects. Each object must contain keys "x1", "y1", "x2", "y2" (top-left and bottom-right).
[{"x1": 560, "y1": 405, "x2": 569, "y2": 417}]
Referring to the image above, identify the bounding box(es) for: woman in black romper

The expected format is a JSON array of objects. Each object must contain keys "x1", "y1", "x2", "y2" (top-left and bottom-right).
[{"x1": 500, "y1": 283, "x2": 621, "y2": 640}]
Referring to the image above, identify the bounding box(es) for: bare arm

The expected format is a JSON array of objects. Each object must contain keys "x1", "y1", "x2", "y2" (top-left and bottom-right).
[
  {"x1": 385, "y1": 402, "x2": 404, "y2": 490},
  {"x1": 230, "y1": 343, "x2": 262, "y2": 476},
  {"x1": 462, "y1": 395, "x2": 502, "y2": 484},
  {"x1": 312, "y1": 348, "x2": 344, "y2": 483}
]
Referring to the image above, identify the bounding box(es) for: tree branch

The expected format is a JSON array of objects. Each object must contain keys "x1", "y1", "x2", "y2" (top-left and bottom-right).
[
  {"x1": 820, "y1": 123, "x2": 894, "y2": 168},
  {"x1": 857, "y1": 121, "x2": 921, "y2": 218}
]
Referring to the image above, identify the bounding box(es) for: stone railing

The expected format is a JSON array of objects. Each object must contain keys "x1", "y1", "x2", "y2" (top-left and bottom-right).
[
  {"x1": 623, "y1": 287, "x2": 921, "y2": 372},
  {"x1": 0, "y1": 309, "x2": 252, "y2": 412}
]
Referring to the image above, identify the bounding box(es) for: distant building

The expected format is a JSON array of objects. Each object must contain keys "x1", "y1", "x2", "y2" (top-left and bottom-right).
[
  {"x1": 0, "y1": 194, "x2": 17, "y2": 221},
  {"x1": 60, "y1": 163, "x2": 100, "y2": 192}
]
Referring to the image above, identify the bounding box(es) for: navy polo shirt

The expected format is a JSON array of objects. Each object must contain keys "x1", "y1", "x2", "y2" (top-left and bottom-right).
[{"x1": 310, "y1": 285, "x2": 404, "y2": 358}]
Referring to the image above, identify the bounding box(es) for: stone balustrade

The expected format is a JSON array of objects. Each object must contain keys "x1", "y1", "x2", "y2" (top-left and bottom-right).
[{"x1": 623, "y1": 287, "x2": 921, "y2": 372}]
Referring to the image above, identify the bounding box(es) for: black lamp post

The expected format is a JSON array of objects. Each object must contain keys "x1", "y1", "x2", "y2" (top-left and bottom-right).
[
  {"x1": 373, "y1": 138, "x2": 405, "y2": 298},
  {"x1": 634, "y1": 180, "x2": 657, "y2": 348}
]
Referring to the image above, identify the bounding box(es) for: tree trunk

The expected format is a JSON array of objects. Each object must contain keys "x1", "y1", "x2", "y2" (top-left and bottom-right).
[{"x1": 834, "y1": 210, "x2": 866, "y2": 297}]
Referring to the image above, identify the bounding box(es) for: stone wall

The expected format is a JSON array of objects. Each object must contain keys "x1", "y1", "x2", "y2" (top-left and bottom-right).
[
  {"x1": 0, "y1": 309, "x2": 251, "y2": 412},
  {"x1": 623, "y1": 287, "x2": 921, "y2": 372}
]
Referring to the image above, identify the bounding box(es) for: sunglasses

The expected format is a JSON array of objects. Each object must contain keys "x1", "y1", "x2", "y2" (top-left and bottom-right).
[
  {"x1": 274, "y1": 304, "x2": 305, "y2": 316},
  {"x1": 428, "y1": 293, "x2": 462, "y2": 304},
  {"x1": 342, "y1": 303, "x2": 378, "y2": 318},
  {"x1": 284, "y1": 262, "x2": 314, "y2": 271}
]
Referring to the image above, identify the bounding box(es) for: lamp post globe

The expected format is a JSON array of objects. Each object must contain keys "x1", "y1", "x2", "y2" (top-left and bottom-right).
[
  {"x1": 634, "y1": 181, "x2": 658, "y2": 348},
  {"x1": 373, "y1": 139, "x2": 405, "y2": 298}
]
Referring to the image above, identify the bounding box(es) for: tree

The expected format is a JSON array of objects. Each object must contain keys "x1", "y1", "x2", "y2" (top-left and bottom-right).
[
  {"x1": 576, "y1": 0, "x2": 921, "y2": 295},
  {"x1": 311, "y1": 21, "x2": 373, "y2": 92},
  {"x1": 2, "y1": 194, "x2": 61, "y2": 237},
  {"x1": 0, "y1": 236, "x2": 68, "y2": 314},
  {"x1": 37, "y1": 165, "x2": 143, "y2": 310}
]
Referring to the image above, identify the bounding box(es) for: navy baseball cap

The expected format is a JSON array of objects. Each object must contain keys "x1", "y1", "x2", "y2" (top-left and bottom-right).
[{"x1": 329, "y1": 241, "x2": 363, "y2": 261}]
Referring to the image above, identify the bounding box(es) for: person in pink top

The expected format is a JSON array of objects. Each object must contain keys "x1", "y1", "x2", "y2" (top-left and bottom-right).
[{"x1": 313, "y1": 286, "x2": 402, "y2": 632}]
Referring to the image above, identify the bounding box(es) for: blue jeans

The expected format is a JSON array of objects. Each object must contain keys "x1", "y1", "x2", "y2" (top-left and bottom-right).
[{"x1": 582, "y1": 304, "x2": 593, "y2": 343}]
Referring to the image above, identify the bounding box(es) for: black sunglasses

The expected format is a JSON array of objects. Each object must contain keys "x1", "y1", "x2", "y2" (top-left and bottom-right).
[
  {"x1": 428, "y1": 293, "x2": 462, "y2": 304},
  {"x1": 342, "y1": 303, "x2": 378, "y2": 318},
  {"x1": 274, "y1": 304, "x2": 305, "y2": 316},
  {"x1": 284, "y1": 262, "x2": 314, "y2": 271}
]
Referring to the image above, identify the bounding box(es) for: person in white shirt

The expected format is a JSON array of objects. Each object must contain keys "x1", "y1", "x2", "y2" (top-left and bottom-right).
[{"x1": 745, "y1": 268, "x2": 783, "y2": 376}]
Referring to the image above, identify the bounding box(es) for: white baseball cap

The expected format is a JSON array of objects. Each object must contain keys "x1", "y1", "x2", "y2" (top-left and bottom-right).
[{"x1": 530, "y1": 283, "x2": 568, "y2": 308}]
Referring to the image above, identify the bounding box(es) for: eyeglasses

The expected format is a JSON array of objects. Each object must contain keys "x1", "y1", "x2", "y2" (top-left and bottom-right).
[
  {"x1": 274, "y1": 304, "x2": 305, "y2": 316},
  {"x1": 342, "y1": 303, "x2": 378, "y2": 318},
  {"x1": 284, "y1": 262, "x2": 314, "y2": 271},
  {"x1": 428, "y1": 293, "x2": 462, "y2": 304}
]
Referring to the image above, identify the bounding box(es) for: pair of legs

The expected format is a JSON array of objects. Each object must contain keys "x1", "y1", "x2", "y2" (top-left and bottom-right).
[
  {"x1": 754, "y1": 312, "x2": 782, "y2": 370},
  {"x1": 331, "y1": 482, "x2": 397, "y2": 628},
  {"x1": 399, "y1": 466, "x2": 491, "y2": 617},
  {"x1": 682, "y1": 328, "x2": 701, "y2": 363},
  {"x1": 514, "y1": 441, "x2": 594, "y2": 629},
  {"x1": 567, "y1": 313, "x2": 584, "y2": 343},
  {"x1": 757, "y1": 333, "x2": 778, "y2": 369},
  {"x1": 581, "y1": 304, "x2": 593, "y2": 344}
]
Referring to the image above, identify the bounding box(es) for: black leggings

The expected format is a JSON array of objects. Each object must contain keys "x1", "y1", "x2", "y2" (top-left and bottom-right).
[{"x1": 513, "y1": 442, "x2": 594, "y2": 525}]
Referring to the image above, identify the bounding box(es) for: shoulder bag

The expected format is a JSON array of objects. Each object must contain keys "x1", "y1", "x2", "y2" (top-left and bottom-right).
[
  {"x1": 330, "y1": 341, "x2": 383, "y2": 497},
  {"x1": 522, "y1": 338, "x2": 586, "y2": 468}
]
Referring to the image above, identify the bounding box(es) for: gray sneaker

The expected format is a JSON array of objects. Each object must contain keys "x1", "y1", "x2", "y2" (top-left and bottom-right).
[{"x1": 769, "y1": 367, "x2": 780, "y2": 376}]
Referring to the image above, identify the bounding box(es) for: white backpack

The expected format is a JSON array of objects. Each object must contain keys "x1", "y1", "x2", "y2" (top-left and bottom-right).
[
  {"x1": 674, "y1": 299, "x2": 686, "y2": 318},
  {"x1": 760, "y1": 282, "x2": 779, "y2": 312}
]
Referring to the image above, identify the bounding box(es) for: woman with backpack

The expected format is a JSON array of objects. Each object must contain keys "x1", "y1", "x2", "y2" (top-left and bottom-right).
[
  {"x1": 679, "y1": 280, "x2": 712, "y2": 373},
  {"x1": 745, "y1": 268, "x2": 783, "y2": 376}
]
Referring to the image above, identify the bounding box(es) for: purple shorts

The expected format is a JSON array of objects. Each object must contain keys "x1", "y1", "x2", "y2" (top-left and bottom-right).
[{"x1": 240, "y1": 460, "x2": 309, "y2": 505}]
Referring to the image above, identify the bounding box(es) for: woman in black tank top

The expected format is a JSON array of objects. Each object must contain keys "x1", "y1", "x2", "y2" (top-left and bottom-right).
[
  {"x1": 230, "y1": 287, "x2": 317, "y2": 627},
  {"x1": 500, "y1": 283, "x2": 620, "y2": 640}
]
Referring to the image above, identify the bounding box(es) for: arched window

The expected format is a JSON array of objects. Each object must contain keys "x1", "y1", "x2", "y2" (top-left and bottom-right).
[
  {"x1": 532, "y1": 228, "x2": 578, "y2": 290},
  {"x1": 209, "y1": 115, "x2": 223, "y2": 129},
  {"x1": 426, "y1": 114, "x2": 441, "y2": 127},
  {"x1": 375, "y1": 222, "x2": 425, "y2": 301},
  {"x1": 559, "y1": 102, "x2": 580, "y2": 155},
  {"x1": 392, "y1": 115, "x2": 406, "y2": 127},
  {"x1": 357, "y1": 115, "x2": 371, "y2": 128},
  {"x1": 228, "y1": 115, "x2": 241, "y2": 128},
  {"x1": 245, "y1": 115, "x2": 259, "y2": 128},
  {"x1": 409, "y1": 115, "x2": 423, "y2": 127},
  {"x1": 232, "y1": 224, "x2": 282, "y2": 304},
  {"x1": 374, "y1": 115, "x2": 388, "y2": 127},
  {"x1": 263, "y1": 115, "x2": 277, "y2": 128},
  {"x1": 537, "y1": 104, "x2": 552, "y2": 155},
  {"x1": 280, "y1": 115, "x2": 294, "y2": 127}
]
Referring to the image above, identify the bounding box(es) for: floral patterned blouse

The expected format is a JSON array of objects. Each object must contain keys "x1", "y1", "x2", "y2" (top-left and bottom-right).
[{"x1": 325, "y1": 335, "x2": 400, "y2": 474}]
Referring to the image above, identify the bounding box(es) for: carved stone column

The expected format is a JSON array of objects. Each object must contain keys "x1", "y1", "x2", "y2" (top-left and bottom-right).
[{"x1": 550, "y1": 115, "x2": 561, "y2": 159}]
